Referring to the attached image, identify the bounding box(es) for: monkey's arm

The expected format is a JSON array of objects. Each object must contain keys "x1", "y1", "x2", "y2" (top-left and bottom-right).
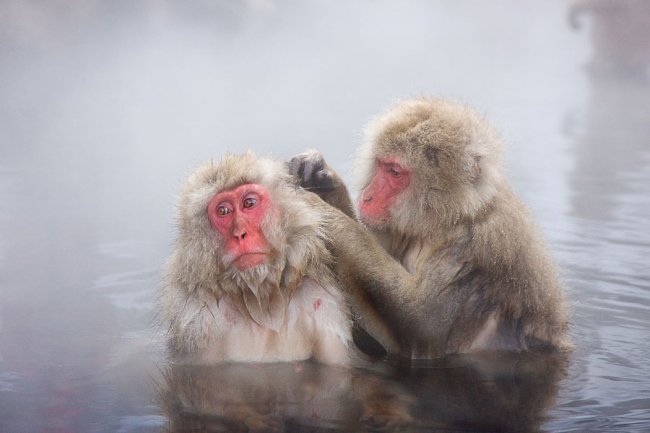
[
  {"x1": 288, "y1": 150, "x2": 356, "y2": 219},
  {"x1": 162, "y1": 284, "x2": 223, "y2": 361},
  {"x1": 313, "y1": 198, "x2": 469, "y2": 355}
]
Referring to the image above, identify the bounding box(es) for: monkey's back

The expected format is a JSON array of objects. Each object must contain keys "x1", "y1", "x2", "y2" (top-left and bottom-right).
[{"x1": 461, "y1": 185, "x2": 570, "y2": 352}]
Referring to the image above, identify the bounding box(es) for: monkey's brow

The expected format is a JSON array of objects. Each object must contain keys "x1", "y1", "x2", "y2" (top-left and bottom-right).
[{"x1": 210, "y1": 174, "x2": 253, "y2": 190}]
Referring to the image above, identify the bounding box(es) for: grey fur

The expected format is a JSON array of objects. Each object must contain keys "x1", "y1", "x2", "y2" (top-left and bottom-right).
[{"x1": 291, "y1": 97, "x2": 571, "y2": 360}]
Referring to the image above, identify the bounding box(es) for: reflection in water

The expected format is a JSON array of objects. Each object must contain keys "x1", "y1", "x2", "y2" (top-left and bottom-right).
[
  {"x1": 160, "y1": 363, "x2": 364, "y2": 432},
  {"x1": 568, "y1": 0, "x2": 650, "y2": 220},
  {"x1": 159, "y1": 352, "x2": 566, "y2": 432},
  {"x1": 401, "y1": 353, "x2": 568, "y2": 432},
  {"x1": 568, "y1": 77, "x2": 650, "y2": 220}
]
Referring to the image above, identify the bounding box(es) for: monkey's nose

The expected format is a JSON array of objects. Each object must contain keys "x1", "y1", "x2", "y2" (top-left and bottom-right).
[
  {"x1": 362, "y1": 194, "x2": 373, "y2": 203},
  {"x1": 232, "y1": 225, "x2": 247, "y2": 241}
]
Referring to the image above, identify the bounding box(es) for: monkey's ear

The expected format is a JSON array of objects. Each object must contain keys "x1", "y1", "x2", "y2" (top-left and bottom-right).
[{"x1": 466, "y1": 154, "x2": 482, "y2": 183}]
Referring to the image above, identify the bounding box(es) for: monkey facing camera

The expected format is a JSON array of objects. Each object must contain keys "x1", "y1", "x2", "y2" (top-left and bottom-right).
[{"x1": 161, "y1": 152, "x2": 368, "y2": 365}]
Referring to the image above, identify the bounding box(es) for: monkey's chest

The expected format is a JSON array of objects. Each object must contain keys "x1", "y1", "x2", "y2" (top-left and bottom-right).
[{"x1": 209, "y1": 279, "x2": 351, "y2": 363}]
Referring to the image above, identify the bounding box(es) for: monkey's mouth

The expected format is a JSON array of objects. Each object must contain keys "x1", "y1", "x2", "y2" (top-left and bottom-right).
[
  {"x1": 232, "y1": 252, "x2": 269, "y2": 270},
  {"x1": 357, "y1": 199, "x2": 391, "y2": 227},
  {"x1": 359, "y1": 212, "x2": 390, "y2": 228}
]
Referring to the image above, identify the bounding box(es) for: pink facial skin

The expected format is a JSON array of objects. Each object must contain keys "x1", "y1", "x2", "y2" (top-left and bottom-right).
[
  {"x1": 207, "y1": 183, "x2": 273, "y2": 270},
  {"x1": 358, "y1": 158, "x2": 411, "y2": 226}
]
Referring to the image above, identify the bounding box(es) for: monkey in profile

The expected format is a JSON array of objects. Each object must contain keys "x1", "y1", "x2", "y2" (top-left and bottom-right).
[
  {"x1": 291, "y1": 97, "x2": 571, "y2": 359},
  {"x1": 161, "y1": 152, "x2": 376, "y2": 365}
]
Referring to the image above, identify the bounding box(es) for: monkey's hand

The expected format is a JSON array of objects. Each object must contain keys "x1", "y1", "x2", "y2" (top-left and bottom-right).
[
  {"x1": 287, "y1": 150, "x2": 356, "y2": 218},
  {"x1": 288, "y1": 149, "x2": 340, "y2": 191}
]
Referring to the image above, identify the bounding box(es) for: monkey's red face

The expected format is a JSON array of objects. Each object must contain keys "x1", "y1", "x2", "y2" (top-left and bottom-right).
[
  {"x1": 208, "y1": 183, "x2": 273, "y2": 270},
  {"x1": 358, "y1": 158, "x2": 411, "y2": 226}
]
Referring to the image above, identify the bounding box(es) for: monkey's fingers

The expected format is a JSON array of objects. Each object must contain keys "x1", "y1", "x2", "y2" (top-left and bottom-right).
[
  {"x1": 287, "y1": 154, "x2": 306, "y2": 179},
  {"x1": 287, "y1": 150, "x2": 335, "y2": 191}
]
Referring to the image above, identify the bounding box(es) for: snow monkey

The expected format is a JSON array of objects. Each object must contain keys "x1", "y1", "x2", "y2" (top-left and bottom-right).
[
  {"x1": 161, "y1": 152, "x2": 388, "y2": 365},
  {"x1": 290, "y1": 97, "x2": 571, "y2": 359}
]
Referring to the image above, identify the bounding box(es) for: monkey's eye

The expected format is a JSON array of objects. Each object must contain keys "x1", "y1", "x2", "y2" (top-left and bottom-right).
[
  {"x1": 387, "y1": 165, "x2": 402, "y2": 177},
  {"x1": 243, "y1": 197, "x2": 257, "y2": 209},
  {"x1": 216, "y1": 206, "x2": 232, "y2": 216}
]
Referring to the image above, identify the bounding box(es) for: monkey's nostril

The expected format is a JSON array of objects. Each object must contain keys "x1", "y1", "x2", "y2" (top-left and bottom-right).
[
  {"x1": 233, "y1": 228, "x2": 247, "y2": 240},
  {"x1": 363, "y1": 195, "x2": 373, "y2": 202}
]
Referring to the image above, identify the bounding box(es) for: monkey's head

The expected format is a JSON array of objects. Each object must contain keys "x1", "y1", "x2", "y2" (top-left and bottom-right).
[
  {"x1": 167, "y1": 152, "x2": 328, "y2": 300},
  {"x1": 356, "y1": 97, "x2": 506, "y2": 237}
]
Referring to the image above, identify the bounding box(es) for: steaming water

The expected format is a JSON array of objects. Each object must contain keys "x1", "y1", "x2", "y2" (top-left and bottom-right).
[{"x1": 1, "y1": 1, "x2": 649, "y2": 432}]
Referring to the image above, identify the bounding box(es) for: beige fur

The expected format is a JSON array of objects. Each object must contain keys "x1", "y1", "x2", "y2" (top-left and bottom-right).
[
  {"x1": 356, "y1": 98, "x2": 505, "y2": 238},
  {"x1": 161, "y1": 152, "x2": 356, "y2": 365},
  {"x1": 291, "y1": 97, "x2": 571, "y2": 360}
]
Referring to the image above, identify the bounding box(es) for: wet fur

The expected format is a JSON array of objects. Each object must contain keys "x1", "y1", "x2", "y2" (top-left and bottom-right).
[
  {"x1": 161, "y1": 152, "x2": 355, "y2": 364},
  {"x1": 294, "y1": 97, "x2": 571, "y2": 359}
]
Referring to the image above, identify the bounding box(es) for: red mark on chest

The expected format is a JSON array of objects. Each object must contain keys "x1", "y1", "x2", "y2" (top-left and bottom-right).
[{"x1": 313, "y1": 298, "x2": 322, "y2": 311}]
